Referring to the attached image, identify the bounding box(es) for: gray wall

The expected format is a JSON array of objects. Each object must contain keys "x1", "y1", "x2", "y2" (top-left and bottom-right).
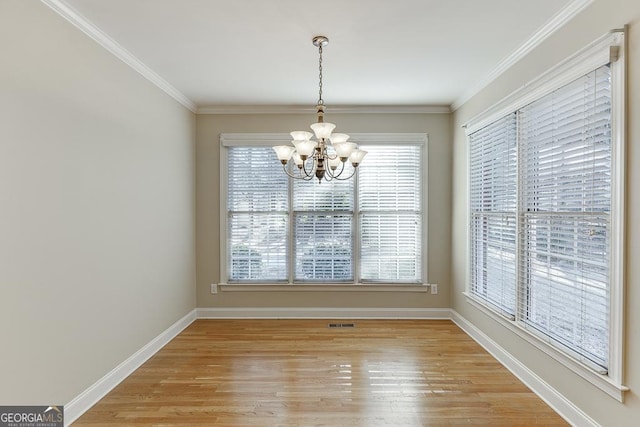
[
  {"x1": 196, "y1": 113, "x2": 451, "y2": 308},
  {"x1": 451, "y1": 0, "x2": 640, "y2": 425},
  {"x1": 0, "y1": 1, "x2": 196, "y2": 404}
]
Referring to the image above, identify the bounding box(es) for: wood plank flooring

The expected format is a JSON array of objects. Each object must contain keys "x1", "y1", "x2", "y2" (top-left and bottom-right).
[{"x1": 72, "y1": 319, "x2": 568, "y2": 426}]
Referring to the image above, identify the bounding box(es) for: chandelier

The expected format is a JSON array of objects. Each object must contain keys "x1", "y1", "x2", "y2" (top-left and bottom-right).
[{"x1": 273, "y1": 36, "x2": 367, "y2": 182}]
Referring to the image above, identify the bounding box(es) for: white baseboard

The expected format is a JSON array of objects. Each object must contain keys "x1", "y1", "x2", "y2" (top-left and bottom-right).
[
  {"x1": 450, "y1": 310, "x2": 599, "y2": 427},
  {"x1": 196, "y1": 307, "x2": 452, "y2": 319},
  {"x1": 64, "y1": 309, "x2": 197, "y2": 426}
]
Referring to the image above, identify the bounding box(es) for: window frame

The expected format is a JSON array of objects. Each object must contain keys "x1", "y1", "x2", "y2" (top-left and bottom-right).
[
  {"x1": 220, "y1": 132, "x2": 429, "y2": 290},
  {"x1": 464, "y1": 30, "x2": 627, "y2": 401}
]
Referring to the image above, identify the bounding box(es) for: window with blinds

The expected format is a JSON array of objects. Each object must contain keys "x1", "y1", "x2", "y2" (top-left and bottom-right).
[
  {"x1": 227, "y1": 147, "x2": 289, "y2": 281},
  {"x1": 468, "y1": 63, "x2": 616, "y2": 370},
  {"x1": 469, "y1": 114, "x2": 518, "y2": 316},
  {"x1": 519, "y1": 65, "x2": 612, "y2": 368},
  {"x1": 359, "y1": 145, "x2": 422, "y2": 282},
  {"x1": 226, "y1": 137, "x2": 425, "y2": 284},
  {"x1": 293, "y1": 176, "x2": 354, "y2": 282}
]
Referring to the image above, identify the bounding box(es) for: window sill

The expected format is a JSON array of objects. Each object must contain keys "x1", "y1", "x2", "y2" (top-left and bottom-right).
[
  {"x1": 220, "y1": 283, "x2": 432, "y2": 292},
  {"x1": 462, "y1": 292, "x2": 629, "y2": 402}
]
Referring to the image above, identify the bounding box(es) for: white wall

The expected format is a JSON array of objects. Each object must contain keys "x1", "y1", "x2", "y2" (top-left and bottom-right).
[
  {"x1": 0, "y1": 1, "x2": 196, "y2": 405},
  {"x1": 451, "y1": 0, "x2": 640, "y2": 425}
]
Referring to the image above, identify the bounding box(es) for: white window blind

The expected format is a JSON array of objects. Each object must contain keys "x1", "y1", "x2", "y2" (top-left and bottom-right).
[
  {"x1": 469, "y1": 64, "x2": 613, "y2": 370},
  {"x1": 359, "y1": 145, "x2": 422, "y2": 282},
  {"x1": 227, "y1": 147, "x2": 289, "y2": 282},
  {"x1": 466, "y1": 31, "x2": 626, "y2": 398},
  {"x1": 469, "y1": 114, "x2": 518, "y2": 315},
  {"x1": 519, "y1": 65, "x2": 611, "y2": 368},
  {"x1": 225, "y1": 135, "x2": 426, "y2": 285},
  {"x1": 294, "y1": 177, "x2": 354, "y2": 282}
]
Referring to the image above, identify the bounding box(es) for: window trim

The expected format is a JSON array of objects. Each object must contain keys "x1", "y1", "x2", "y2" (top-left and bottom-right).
[
  {"x1": 464, "y1": 30, "x2": 627, "y2": 401},
  {"x1": 220, "y1": 132, "x2": 429, "y2": 288}
]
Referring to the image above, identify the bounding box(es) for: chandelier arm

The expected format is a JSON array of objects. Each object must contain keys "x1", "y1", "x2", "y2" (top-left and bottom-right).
[
  {"x1": 329, "y1": 167, "x2": 357, "y2": 181},
  {"x1": 301, "y1": 156, "x2": 316, "y2": 178},
  {"x1": 281, "y1": 163, "x2": 299, "y2": 179},
  {"x1": 325, "y1": 161, "x2": 346, "y2": 179},
  {"x1": 282, "y1": 163, "x2": 314, "y2": 180}
]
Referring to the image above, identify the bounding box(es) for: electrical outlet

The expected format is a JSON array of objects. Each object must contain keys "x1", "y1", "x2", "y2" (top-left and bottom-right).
[
  {"x1": 210, "y1": 283, "x2": 218, "y2": 294},
  {"x1": 430, "y1": 284, "x2": 438, "y2": 294}
]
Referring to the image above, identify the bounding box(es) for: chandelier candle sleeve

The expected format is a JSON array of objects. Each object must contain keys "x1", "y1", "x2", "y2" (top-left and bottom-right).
[{"x1": 272, "y1": 35, "x2": 366, "y2": 182}]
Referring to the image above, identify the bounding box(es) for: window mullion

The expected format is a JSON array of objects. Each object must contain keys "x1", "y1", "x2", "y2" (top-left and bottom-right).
[
  {"x1": 515, "y1": 110, "x2": 524, "y2": 327},
  {"x1": 353, "y1": 164, "x2": 360, "y2": 283},
  {"x1": 288, "y1": 168, "x2": 294, "y2": 284},
  {"x1": 607, "y1": 42, "x2": 626, "y2": 385}
]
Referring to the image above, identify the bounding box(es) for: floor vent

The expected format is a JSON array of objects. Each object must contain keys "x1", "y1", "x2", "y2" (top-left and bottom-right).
[{"x1": 328, "y1": 323, "x2": 355, "y2": 328}]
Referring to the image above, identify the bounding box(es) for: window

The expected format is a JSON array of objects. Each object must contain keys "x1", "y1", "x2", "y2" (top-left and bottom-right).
[
  {"x1": 221, "y1": 133, "x2": 427, "y2": 285},
  {"x1": 293, "y1": 171, "x2": 354, "y2": 282},
  {"x1": 227, "y1": 147, "x2": 288, "y2": 281},
  {"x1": 467, "y1": 31, "x2": 625, "y2": 398},
  {"x1": 359, "y1": 146, "x2": 422, "y2": 282},
  {"x1": 469, "y1": 113, "x2": 517, "y2": 317},
  {"x1": 518, "y1": 65, "x2": 612, "y2": 368}
]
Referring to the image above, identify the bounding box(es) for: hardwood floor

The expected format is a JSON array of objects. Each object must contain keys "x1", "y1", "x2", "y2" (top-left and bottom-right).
[{"x1": 72, "y1": 319, "x2": 568, "y2": 426}]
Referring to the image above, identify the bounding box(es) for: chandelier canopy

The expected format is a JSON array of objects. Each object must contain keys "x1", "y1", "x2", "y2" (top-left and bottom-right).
[{"x1": 273, "y1": 36, "x2": 366, "y2": 182}]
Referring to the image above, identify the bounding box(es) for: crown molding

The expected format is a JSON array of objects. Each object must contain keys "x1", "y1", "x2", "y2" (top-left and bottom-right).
[
  {"x1": 451, "y1": 0, "x2": 595, "y2": 111},
  {"x1": 463, "y1": 30, "x2": 623, "y2": 134},
  {"x1": 41, "y1": 0, "x2": 591, "y2": 115},
  {"x1": 197, "y1": 104, "x2": 450, "y2": 115},
  {"x1": 40, "y1": 0, "x2": 197, "y2": 112}
]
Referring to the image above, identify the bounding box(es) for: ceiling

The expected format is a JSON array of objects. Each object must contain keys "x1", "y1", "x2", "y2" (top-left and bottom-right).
[{"x1": 49, "y1": 0, "x2": 585, "y2": 112}]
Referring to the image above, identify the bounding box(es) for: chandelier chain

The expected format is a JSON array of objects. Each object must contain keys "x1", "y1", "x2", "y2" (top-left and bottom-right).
[{"x1": 318, "y1": 44, "x2": 324, "y2": 105}]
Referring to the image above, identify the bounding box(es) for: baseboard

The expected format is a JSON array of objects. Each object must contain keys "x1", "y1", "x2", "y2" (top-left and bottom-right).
[
  {"x1": 450, "y1": 310, "x2": 600, "y2": 427},
  {"x1": 196, "y1": 307, "x2": 452, "y2": 319},
  {"x1": 64, "y1": 309, "x2": 197, "y2": 426}
]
